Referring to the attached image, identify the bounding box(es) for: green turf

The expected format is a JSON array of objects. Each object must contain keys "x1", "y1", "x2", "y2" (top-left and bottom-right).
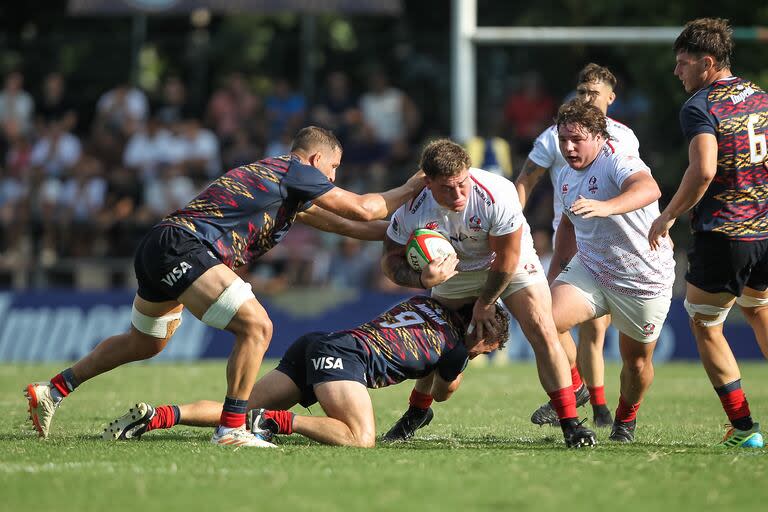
[{"x1": 2, "y1": 361, "x2": 767, "y2": 511}]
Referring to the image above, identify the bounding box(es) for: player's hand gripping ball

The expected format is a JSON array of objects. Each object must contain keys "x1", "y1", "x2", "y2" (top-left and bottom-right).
[{"x1": 406, "y1": 229, "x2": 456, "y2": 271}]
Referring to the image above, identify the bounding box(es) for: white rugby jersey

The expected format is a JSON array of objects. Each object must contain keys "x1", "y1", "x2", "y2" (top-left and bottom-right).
[
  {"x1": 529, "y1": 117, "x2": 640, "y2": 234},
  {"x1": 387, "y1": 168, "x2": 539, "y2": 272},
  {"x1": 554, "y1": 144, "x2": 675, "y2": 298}
]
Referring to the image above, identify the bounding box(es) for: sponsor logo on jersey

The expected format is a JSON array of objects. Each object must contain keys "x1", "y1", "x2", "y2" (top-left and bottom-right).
[
  {"x1": 642, "y1": 323, "x2": 656, "y2": 337},
  {"x1": 730, "y1": 85, "x2": 756, "y2": 105},
  {"x1": 425, "y1": 221, "x2": 439, "y2": 230},
  {"x1": 472, "y1": 185, "x2": 492, "y2": 207},
  {"x1": 588, "y1": 176, "x2": 598, "y2": 194},
  {"x1": 409, "y1": 191, "x2": 427, "y2": 213},
  {"x1": 415, "y1": 302, "x2": 447, "y2": 325},
  {"x1": 468, "y1": 215, "x2": 483, "y2": 231},
  {"x1": 449, "y1": 232, "x2": 479, "y2": 243},
  {"x1": 391, "y1": 218, "x2": 399, "y2": 234},
  {"x1": 562, "y1": 183, "x2": 569, "y2": 194},
  {"x1": 311, "y1": 356, "x2": 344, "y2": 370},
  {"x1": 160, "y1": 262, "x2": 192, "y2": 287}
]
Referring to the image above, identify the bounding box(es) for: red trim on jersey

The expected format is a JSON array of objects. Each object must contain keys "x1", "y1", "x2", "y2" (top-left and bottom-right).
[
  {"x1": 606, "y1": 141, "x2": 616, "y2": 153},
  {"x1": 470, "y1": 176, "x2": 495, "y2": 204},
  {"x1": 408, "y1": 187, "x2": 427, "y2": 210}
]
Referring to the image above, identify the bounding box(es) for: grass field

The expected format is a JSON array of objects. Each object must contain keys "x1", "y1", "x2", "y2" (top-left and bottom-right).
[{"x1": 2, "y1": 361, "x2": 767, "y2": 512}]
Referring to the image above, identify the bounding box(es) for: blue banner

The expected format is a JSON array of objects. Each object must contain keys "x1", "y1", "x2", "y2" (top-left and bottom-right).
[{"x1": 0, "y1": 290, "x2": 764, "y2": 362}]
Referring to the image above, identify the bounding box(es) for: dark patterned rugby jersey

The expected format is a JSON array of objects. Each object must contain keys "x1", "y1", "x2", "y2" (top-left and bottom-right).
[
  {"x1": 680, "y1": 77, "x2": 768, "y2": 240},
  {"x1": 344, "y1": 296, "x2": 470, "y2": 389},
  {"x1": 161, "y1": 155, "x2": 334, "y2": 267}
]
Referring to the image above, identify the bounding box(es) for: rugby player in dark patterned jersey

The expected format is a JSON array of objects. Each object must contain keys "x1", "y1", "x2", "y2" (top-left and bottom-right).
[
  {"x1": 649, "y1": 18, "x2": 767, "y2": 448},
  {"x1": 101, "y1": 296, "x2": 508, "y2": 447},
  {"x1": 25, "y1": 126, "x2": 425, "y2": 447}
]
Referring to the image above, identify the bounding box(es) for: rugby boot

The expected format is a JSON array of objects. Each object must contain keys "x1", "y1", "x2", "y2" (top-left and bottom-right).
[
  {"x1": 24, "y1": 382, "x2": 59, "y2": 439},
  {"x1": 381, "y1": 406, "x2": 434, "y2": 442},
  {"x1": 530, "y1": 384, "x2": 591, "y2": 426},
  {"x1": 592, "y1": 404, "x2": 614, "y2": 428},
  {"x1": 247, "y1": 408, "x2": 277, "y2": 443},
  {"x1": 563, "y1": 419, "x2": 597, "y2": 448},
  {"x1": 609, "y1": 419, "x2": 636, "y2": 443},
  {"x1": 102, "y1": 402, "x2": 155, "y2": 441},
  {"x1": 718, "y1": 422, "x2": 764, "y2": 448},
  {"x1": 211, "y1": 425, "x2": 276, "y2": 448}
]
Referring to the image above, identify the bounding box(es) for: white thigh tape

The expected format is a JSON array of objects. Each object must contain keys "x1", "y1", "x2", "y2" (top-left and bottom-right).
[
  {"x1": 201, "y1": 277, "x2": 255, "y2": 329},
  {"x1": 736, "y1": 294, "x2": 768, "y2": 308},
  {"x1": 131, "y1": 305, "x2": 183, "y2": 338},
  {"x1": 683, "y1": 298, "x2": 730, "y2": 326}
]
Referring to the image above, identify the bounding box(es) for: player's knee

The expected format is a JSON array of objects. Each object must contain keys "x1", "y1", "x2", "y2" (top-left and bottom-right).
[
  {"x1": 350, "y1": 429, "x2": 376, "y2": 448},
  {"x1": 684, "y1": 299, "x2": 730, "y2": 327},
  {"x1": 201, "y1": 276, "x2": 257, "y2": 331}
]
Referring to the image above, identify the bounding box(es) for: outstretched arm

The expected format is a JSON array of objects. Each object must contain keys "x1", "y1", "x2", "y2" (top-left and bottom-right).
[
  {"x1": 312, "y1": 170, "x2": 425, "y2": 221},
  {"x1": 297, "y1": 205, "x2": 389, "y2": 240}
]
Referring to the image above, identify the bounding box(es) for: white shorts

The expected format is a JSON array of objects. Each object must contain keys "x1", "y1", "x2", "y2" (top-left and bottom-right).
[
  {"x1": 555, "y1": 258, "x2": 671, "y2": 343},
  {"x1": 432, "y1": 259, "x2": 547, "y2": 300}
]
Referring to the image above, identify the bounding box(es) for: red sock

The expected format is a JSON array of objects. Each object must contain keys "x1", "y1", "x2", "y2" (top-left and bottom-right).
[
  {"x1": 220, "y1": 411, "x2": 245, "y2": 428},
  {"x1": 264, "y1": 410, "x2": 295, "y2": 434},
  {"x1": 570, "y1": 366, "x2": 583, "y2": 392},
  {"x1": 50, "y1": 374, "x2": 71, "y2": 398},
  {"x1": 548, "y1": 386, "x2": 578, "y2": 420},
  {"x1": 719, "y1": 388, "x2": 751, "y2": 423},
  {"x1": 588, "y1": 386, "x2": 607, "y2": 406},
  {"x1": 615, "y1": 395, "x2": 641, "y2": 423},
  {"x1": 146, "y1": 405, "x2": 179, "y2": 432},
  {"x1": 409, "y1": 389, "x2": 433, "y2": 410}
]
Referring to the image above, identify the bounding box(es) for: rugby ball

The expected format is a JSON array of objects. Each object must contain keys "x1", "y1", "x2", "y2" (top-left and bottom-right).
[{"x1": 406, "y1": 229, "x2": 456, "y2": 271}]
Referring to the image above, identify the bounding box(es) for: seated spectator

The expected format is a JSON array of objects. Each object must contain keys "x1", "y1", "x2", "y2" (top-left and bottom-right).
[
  {"x1": 57, "y1": 155, "x2": 108, "y2": 257},
  {"x1": 174, "y1": 118, "x2": 221, "y2": 180},
  {"x1": 326, "y1": 237, "x2": 378, "y2": 289},
  {"x1": 140, "y1": 163, "x2": 197, "y2": 221},
  {"x1": 222, "y1": 128, "x2": 262, "y2": 170},
  {"x1": 123, "y1": 116, "x2": 176, "y2": 180},
  {"x1": 36, "y1": 72, "x2": 77, "y2": 133},
  {"x1": 154, "y1": 75, "x2": 193, "y2": 125},
  {"x1": 30, "y1": 119, "x2": 82, "y2": 178},
  {"x1": 265, "y1": 77, "x2": 306, "y2": 146},
  {"x1": 206, "y1": 72, "x2": 260, "y2": 145},
  {"x1": 359, "y1": 69, "x2": 420, "y2": 148},
  {"x1": 311, "y1": 71, "x2": 360, "y2": 143},
  {"x1": 94, "y1": 82, "x2": 149, "y2": 138}
]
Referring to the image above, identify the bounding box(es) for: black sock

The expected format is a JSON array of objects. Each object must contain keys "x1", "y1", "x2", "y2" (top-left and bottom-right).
[{"x1": 732, "y1": 416, "x2": 754, "y2": 431}]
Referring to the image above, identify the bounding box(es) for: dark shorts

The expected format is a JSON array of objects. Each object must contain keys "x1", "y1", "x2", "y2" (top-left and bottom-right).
[
  {"x1": 275, "y1": 331, "x2": 368, "y2": 408},
  {"x1": 686, "y1": 231, "x2": 768, "y2": 296},
  {"x1": 134, "y1": 225, "x2": 223, "y2": 302}
]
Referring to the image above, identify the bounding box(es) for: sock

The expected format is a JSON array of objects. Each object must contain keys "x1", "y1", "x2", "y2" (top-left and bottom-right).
[
  {"x1": 548, "y1": 386, "x2": 577, "y2": 421},
  {"x1": 615, "y1": 395, "x2": 641, "y2": 423},
  {"x1": 570, "y1": 366, "x2": 583, "y2": 392},
  {"x1": 146, "y1": 405, "x2": 180, "y2": 432},
  {"x1": 409, "y1": 389, "x2": 433, "y2": 410},
  {"x1": 50, "y1": 368, "x2": 80, "y2": 400},
  {"x1": 715, "y1": 380, "x2": 753, "y2": 430},
  {"x1": 263, "y1": 410, "x2": 295, "y2": 435},
  {"x1": 219, "y1": 397, "x2": 248, "y2": 429},
  {"x1": 588, "y1": 386, "x2": 607, "y2": 406}
]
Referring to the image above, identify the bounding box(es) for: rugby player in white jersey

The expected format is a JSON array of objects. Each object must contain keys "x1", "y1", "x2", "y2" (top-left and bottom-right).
[
  {"x1": 546, "y1": 100, "x2": 675, "y2": 442},
  {"x1": 515, "y1": 64, "x2": 640, "y2": 427},
  {"x1": 380, "y1": 139, "x2": 597, "y2": 448}
]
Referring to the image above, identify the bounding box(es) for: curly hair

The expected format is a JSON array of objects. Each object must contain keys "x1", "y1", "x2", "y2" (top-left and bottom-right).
[
  {"x1": 420, "y1": 139, "x2": 472, "y2": 178},
  {"x1": 556, "y1": 99, "x2": 610, "y2": 140},
  {"x1": 456, "y1": 302, "x2": 510, "y2": 350},
  {"x1": 673, "y1": 18, "x2": 733, "y2": 70},
  {"x1": 577, "y1": 63, "x2": 617, "y2": 89}
]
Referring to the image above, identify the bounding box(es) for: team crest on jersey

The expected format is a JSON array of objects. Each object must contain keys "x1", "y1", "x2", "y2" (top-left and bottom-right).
[
  {"x1": 523, "y1": 263, "x2": 538, "y2": 275},
  {"x1": 562, "y1": 183, "x2": 569, "y2": 194},
  {"x1": 588, "y1": 176, "x2": 598, "y2": 194},
  {"x1": 642, "y1": 323, "x2": 656, "y2": 337},
  {"x1": 425, "y1": 221, "x2": 439, "y2": 230},
  {"x1": 468, "y1": 215, "x2": 483, "y2": 231}
]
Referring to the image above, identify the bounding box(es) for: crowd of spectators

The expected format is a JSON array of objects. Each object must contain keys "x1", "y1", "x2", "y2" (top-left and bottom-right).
[{"x1": 0, "y1": 67, "x2": 623, "y2": 293}]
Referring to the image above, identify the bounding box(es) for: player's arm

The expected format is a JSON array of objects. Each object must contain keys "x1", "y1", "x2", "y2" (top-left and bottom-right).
[
  {"x1": 548, "y1": 214, "x2": 576, "y2": 283},
  {"x1": 649, "y1": 133, "x2": 718, "y2": 249},
  {"x1": 381, "y1": 235, "x2": 458, "y2": 289},
  {"x1": 312, "y1": 171, "x2": 425, "y2": 221},
  {"x1": 570, "y1": 170, "x2": 661, "y2": 218},
  {"x1": 471, "y1": 228, "x2": 523, "y2": 340},
  {"x1": 297, "y1": 205, "x2": 389, "y2": 241},
  {"x1": 514, "y1": 158, "x2": 549, "y2": 208}
]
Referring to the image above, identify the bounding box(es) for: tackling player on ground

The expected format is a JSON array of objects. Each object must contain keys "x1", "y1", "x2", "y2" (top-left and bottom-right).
[
  {"x1": 25, "y1": 126, "x2": 424, "y2": 447},
  {"x1": 102, "y1": 296, "x2": 508, "y2": 447},
  {"x1": 380, "y1": 139, "x2": 596, "y2": 448},
  {"x1": 649, "y1": 18, "x2": 767, "y2": 448},
  {"x1": 516, "y1": 63, "x2": 641, "y2": 428},
  {"x1": 545, "y1": 100, "x2": 674, "y2": 442}
]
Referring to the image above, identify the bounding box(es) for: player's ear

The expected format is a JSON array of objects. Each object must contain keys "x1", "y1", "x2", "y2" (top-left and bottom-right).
[{"x1": 607, "y1": 90, "x2": 616, "y2": 106}]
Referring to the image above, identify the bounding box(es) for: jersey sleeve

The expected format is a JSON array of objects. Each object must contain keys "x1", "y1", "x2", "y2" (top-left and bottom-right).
[
  {"x1": 436, "y1": 343, "x2": 469, "y2": 382},
  {"x1": 612, "y1": 154, "x2": 652, "y2": 189},
  {"x1": 385, "y1": 205, "x2": 410, "y2": 245},
  {"x1": 488, "y1": 178, "x2": 525, "y2": 237},
  {"x1": 527, "y1": 126, "x2": 558, "y2": 168},
  {"x1": 283, "y1": 161, "x2": 336, "y2": 202},
  {"x1": 679, "y1": 91, "x2": 717, "y2": 142}
]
